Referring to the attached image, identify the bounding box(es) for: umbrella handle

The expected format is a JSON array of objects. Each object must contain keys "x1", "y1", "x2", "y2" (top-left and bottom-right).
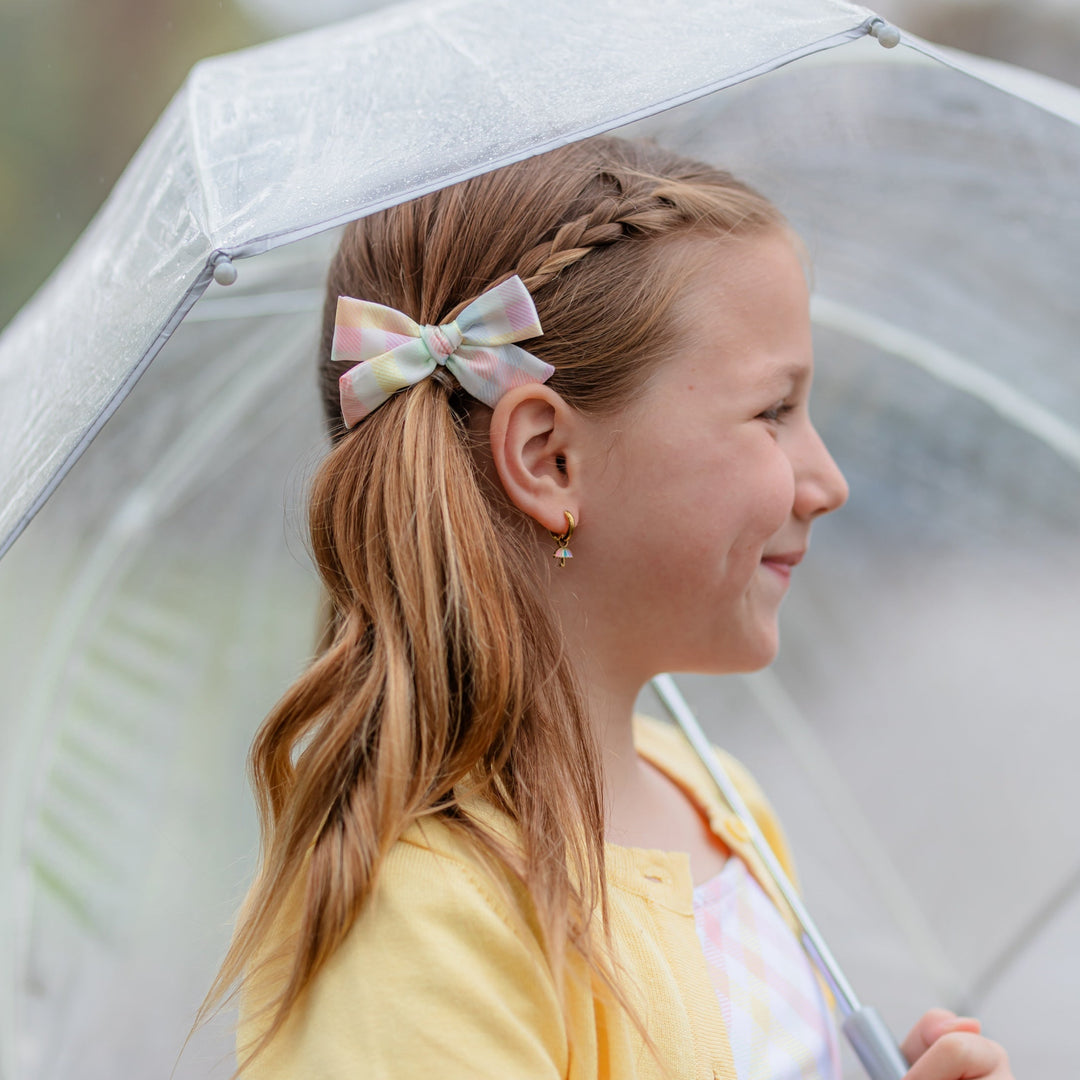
[{"x1": 844, "y1": 1006, "x2": 910, "y2": 1080}]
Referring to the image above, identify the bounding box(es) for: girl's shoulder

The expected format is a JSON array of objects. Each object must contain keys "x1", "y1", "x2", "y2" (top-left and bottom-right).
[
  {"x1": 632, "y1": 713, "x2": 798, "y2": 887},
  {"x1": 240, "y1": 812, "x2": 567, "y2": 1078},
  {"x1": 632, "y1": 712, "x2": 770, "y2": 810}
]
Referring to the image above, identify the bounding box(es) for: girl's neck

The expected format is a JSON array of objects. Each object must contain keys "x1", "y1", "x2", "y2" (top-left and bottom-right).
[
  {"x1": 574, "y1": 659, "x2": 674, "y2": 850},
  {"x1": 547, "y1": 564, "x2": 713, "y2": 857},
  {"x1": 585, "y1": 672, "x2": 729, "y2": 884},
  {"x1": 548, "y1": 572, "x2": 661, "y2": 844},
  {"x1": 582, "y1": 676, "x2": 643, "y2": 826}
]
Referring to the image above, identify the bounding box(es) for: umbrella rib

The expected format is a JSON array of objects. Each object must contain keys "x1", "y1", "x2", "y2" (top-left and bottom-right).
[
  {"x1": 811, "y1": 296, "x2": 1080, "y2": 473},
  {"x1": 0, "y1": 267, "x2": 213, "y2": 565},
  {"x1": 965, "y1": 859, "x2": 1080, "y2": 1010},
  {"x1": 900, "y1": 33, "x2": 1080, "y2": 128},
  {"x1": 209, "y1": 23, "x2": 873, "y2": 263}
]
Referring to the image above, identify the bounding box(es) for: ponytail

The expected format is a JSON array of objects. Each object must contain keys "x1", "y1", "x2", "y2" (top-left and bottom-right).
[{"x1": 205, "y1": 378, "x2": 607, "y2": 1068}]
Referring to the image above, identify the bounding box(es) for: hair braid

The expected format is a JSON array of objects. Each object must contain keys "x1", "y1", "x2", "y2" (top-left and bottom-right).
[{"x1": 514, "y1": 187, "x2": 691, "y2": 292}]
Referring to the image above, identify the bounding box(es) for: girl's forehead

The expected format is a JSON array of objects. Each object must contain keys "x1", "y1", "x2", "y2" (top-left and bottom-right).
[
  {"x1": 660, "y1": 232, "x2": 812, "y2": 373},
  {"x1": 671, "y1": 229, "x2": 807, "y2": 303}
]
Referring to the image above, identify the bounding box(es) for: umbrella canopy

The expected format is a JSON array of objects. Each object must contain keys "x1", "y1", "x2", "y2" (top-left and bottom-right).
[
  {"x1": 2, "y1": 2, "x2": 1078, "y2": 1078},
  {"x1": 0, "y1": 0, "x2": 877, "y2": 561}
]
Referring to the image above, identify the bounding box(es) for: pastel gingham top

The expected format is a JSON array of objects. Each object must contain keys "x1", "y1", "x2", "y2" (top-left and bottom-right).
[{"x1": 693, "y1": 855, "x2": 842, "y2": 1080}]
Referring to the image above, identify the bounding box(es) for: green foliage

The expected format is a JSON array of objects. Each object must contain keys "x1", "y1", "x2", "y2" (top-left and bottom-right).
[{"x1": 0, "y1": 0, "x2": 265, "y2": 331}]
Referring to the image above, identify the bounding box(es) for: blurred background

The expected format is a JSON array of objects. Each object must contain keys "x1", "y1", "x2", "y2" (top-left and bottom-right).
[{"x1": 2, "y1": 0, "x2": 1079, "y2": 336}]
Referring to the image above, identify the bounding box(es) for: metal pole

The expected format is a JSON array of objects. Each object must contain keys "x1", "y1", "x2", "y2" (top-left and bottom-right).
[{"x1": 650, "y1": 673, "x2": 910, "y2": 1080}]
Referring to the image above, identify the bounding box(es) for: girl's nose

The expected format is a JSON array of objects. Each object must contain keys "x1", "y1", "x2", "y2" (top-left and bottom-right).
[{"x1": 794, "y1": 424, "x2": 848, "y2": 520}]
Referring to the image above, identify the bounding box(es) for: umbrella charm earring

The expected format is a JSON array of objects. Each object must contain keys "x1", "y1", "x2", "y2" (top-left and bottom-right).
[{"x1": 550, "y1": 510, "x2": 576, "y2": 567}]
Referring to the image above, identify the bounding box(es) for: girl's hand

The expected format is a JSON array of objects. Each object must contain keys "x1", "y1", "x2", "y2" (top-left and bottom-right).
[{"x1": 900, "y1": 1008, "x2": 1013, "y2": 1079}]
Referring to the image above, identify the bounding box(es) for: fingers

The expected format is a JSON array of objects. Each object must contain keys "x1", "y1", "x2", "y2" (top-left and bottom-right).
[
  {"x1": 902, "y1": 1010, "x2": 982, "y2": 1064},
  {"x1": 903, "y1": 1030, "x2": 1011, "y2": 1080},
  {"x1": 899, "y1": 1010, "x2": 1009, "y2": 1079}
]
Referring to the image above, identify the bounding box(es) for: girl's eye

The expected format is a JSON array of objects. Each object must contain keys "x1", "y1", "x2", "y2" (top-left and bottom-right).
[{"x1": 757, "y1": 402, "x2": 794, "y2": 423}]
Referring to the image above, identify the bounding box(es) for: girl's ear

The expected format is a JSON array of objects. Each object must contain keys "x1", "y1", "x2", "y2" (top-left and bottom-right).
[{"x1": 488, "y1": 384, "x2": 581, "y2": 535}]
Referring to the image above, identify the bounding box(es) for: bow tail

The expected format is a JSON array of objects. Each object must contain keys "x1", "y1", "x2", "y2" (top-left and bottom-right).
[
  {"x1": 339, "y1": 341, "x2": 437, "y2": 427},
  {"x1": 450, "y1": 343, "x2": 556, "y2": 409}
]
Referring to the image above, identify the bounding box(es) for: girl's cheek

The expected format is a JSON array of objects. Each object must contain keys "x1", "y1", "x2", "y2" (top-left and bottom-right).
[{"x1": 760, "y1": 468, "x2": 798, "y2": 535}]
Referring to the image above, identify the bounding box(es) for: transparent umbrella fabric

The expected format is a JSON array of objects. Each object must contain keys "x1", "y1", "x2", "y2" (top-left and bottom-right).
[
  {"x1": 0, "y1": 0, "x2": 874, "y2": 561},
  {"x1": 2, "y1": 6, "x2": 1080, "y2": 1080}
]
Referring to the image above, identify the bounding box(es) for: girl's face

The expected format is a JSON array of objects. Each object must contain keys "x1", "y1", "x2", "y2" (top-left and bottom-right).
[{"x1": 574, "y1": 230, "x2": 848, "y2": 679}]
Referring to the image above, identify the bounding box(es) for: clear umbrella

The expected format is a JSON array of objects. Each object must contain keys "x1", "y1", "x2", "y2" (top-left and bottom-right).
[{"x1": 1, "y1": 3, "x2": 1077, "y2": 1077}]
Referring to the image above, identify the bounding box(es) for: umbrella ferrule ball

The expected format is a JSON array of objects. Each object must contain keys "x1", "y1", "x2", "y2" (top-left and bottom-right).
[
  {"x1": 868, "y1": 18, "x2": 901, "y2": 48},
  {"x1": 212, "y1": 255, "x2": 238, "y2": 286}
]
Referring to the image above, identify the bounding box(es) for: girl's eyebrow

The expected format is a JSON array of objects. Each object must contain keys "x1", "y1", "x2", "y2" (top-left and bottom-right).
[{"x1": 754, "y1": 361, "x2": 810, "y2": 390}]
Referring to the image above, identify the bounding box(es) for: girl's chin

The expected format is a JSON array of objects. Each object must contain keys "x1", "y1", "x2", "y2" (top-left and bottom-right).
[{"x1": 725, "y1": 627, "x2": 781, "y2": 673}]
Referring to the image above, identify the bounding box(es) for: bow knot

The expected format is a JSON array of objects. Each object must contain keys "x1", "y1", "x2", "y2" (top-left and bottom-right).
[
  {"x1": 419, "y1": 322, "x2": 460, "y2": 364},
  {"x1": 333, "y1": 276, "x2": 553, "y2": 427}
]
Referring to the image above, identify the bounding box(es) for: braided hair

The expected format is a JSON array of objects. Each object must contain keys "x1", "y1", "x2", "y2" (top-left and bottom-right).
[{"x1": 319, "y1": 137, "x2": 784, "y2": 437}]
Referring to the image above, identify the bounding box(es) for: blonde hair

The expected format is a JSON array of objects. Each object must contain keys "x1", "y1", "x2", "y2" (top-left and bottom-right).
[{"x1": 202, "y1": 136, "x2": 786, "y2": 1070}]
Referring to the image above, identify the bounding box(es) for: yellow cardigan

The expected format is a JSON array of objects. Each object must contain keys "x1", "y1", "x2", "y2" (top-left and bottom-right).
[{"x1": 239, "y1": 716, "x2": 800, "y2": 1080}]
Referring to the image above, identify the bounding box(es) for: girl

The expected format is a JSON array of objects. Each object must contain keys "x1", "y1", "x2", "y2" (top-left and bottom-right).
[{"x1": 203, "y1": 137, "x2": 1013, "y2": 1080}]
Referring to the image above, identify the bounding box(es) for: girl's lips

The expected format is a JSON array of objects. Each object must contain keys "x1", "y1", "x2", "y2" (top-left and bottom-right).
[
  {"x1": 759, "y1": 551, "x2": 804, "y2": 582},
  {"x1": 760, "y1": 559, "x2": 792, "y2": 582}
]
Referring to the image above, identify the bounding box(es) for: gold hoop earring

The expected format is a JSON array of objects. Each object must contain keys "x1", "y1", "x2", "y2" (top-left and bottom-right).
[{"x1": 550, "y1": 510, "x2": 576, "y2": 568}]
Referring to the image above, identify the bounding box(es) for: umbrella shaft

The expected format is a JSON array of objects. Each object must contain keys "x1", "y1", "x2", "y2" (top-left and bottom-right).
[
  {"x1": 650, "y1": 674, "x2": 861, "y2": 1008},
  {"x1": 649, "y1": 675, "x2": 910, "y2": 1080},
  {"x1": 844, "y1": 1006, "x2": 910, "y2": 1080}
]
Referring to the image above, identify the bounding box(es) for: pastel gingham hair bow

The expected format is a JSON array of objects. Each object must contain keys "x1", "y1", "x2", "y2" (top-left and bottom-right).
[{"x1": 334, "y1": 275, "x2": 554, "y2": 427}]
